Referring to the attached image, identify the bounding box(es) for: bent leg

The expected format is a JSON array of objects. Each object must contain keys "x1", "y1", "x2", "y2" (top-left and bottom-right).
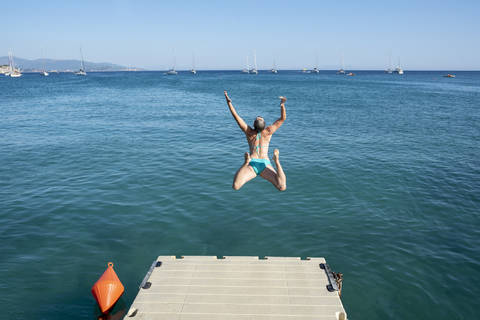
[
  {"x1": 260, "y1": 149, "x2": 286, "y2": 191},
  {"x1": 233, "y1": 153, "x2": 257, "y2": 190}
]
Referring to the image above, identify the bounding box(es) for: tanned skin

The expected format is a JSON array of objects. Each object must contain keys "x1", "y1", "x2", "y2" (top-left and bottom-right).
[{"x1": 225, "y1": 91, "x2": 287, "y2": 191}]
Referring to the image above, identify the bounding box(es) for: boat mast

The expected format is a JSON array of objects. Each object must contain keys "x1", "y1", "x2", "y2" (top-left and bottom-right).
[
  {"x1": 11, "y1": 48, "x2": 16, "y2": 72},
  {"x1": 79, "y1": 47, "x2": 85, "y2": 70},
  {"x1": 316, "y1": 51, "x2": 318, "y2": 69},
  {"x1": 9, "y1": 48, "x2": 12, "y2": 73},
  {"x1": 41, "y1": 46, "x2": 46, "y2": 72},
  {"x1": 341, "y1": 51, "x2": 344, "y2": 70},
  {"x1": 172, "y1": 46, "x2": 176, "y2": 71},
  {"x1": 273, "y1": 53, "x2": 276, "y2": 70},
  {"x1": 192, "y1": 52, "x2": 195, "y2": 70},
  {"x1": 246, "y1": 52, "x2": 249, "y2": 71},
  {"x1": 253, "y1": 49, "x2": 257, "y2": 71}
]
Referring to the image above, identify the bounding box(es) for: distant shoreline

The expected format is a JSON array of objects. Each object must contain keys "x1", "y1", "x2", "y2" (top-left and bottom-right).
[{"x1": 4, "y1": 69, "x2": 478, "y2": 74}]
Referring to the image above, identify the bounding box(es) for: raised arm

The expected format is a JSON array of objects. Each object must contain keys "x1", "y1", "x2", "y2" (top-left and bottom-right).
[
  {"x1": 265, "y1": 96, "x2": 287, "y2": 135},
  {"x1": 225, "y1": 91, "x2": 249, "y2": 133}
]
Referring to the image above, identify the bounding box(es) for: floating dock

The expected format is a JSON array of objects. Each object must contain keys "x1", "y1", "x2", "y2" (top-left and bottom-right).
[{"x1": 126, "y1": 256, "x2": 347, "y2": 319}]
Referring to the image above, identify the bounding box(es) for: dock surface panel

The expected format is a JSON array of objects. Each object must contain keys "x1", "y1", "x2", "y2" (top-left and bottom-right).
[{"x1": 126, "y1": 256, "x2": 347, "y2": 320}]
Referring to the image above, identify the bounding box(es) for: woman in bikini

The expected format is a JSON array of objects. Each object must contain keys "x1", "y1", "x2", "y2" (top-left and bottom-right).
[{"x1": 224, "y1": 91, "x2": 287, "y2": 191}]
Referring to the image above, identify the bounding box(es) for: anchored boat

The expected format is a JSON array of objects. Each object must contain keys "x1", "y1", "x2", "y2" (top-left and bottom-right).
[
  {"x1": 40, "y1": 46, "x2": 49, "y2": 76},
  {"x1": 269, "y1": 52, "x2": 277, "y2": 73},
  {"x1": 393, "y1": 53, "x2": 404, "y2": 74},
  {"x1": 337, "y1": 51, "x2": 345, "y2": 74},
  {"x1": 8, "y1": 48, "x2": 22, "y2": 77},
  {"x1": 167, "y1": 46, "x2": 178, "y2": 75},
  {"x1": 75, "y1": 47, "x2": 86, "y2": 76},
  {"x1": 241, "y1": 52, "x2": 250, "y2": 74},
  {"x1": 311, "y1": 51, "x2": 320, "y2": 73},
  {"x1": 250, "y1": 49, "x2": 258, "y2": 74}
]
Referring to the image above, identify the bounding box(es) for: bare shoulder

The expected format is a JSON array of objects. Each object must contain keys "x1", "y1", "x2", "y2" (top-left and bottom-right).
[
  {"x1": 264, "y1": 122, "x2": 282, "y2": 135},
  {"x1": 263, "y1": 125, "x2": 274, "y2": 136},
  {"x1": 245, "y1": 126, "x2": 256, "y2": 136}
]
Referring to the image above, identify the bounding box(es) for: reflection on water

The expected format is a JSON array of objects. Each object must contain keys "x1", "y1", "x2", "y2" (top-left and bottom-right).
[{"x1": 93, "y1": 298, "x2": 125, "y2": 320}]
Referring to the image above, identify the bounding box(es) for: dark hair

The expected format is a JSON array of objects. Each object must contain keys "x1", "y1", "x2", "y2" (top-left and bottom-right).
[{"x1": 254, "y1": 118, "x2": 265, "y2": 133}]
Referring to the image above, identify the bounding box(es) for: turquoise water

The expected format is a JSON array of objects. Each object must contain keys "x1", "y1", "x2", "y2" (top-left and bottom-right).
[{"x1": 1, "y1": 71, "x2": 479, "y2": 319}]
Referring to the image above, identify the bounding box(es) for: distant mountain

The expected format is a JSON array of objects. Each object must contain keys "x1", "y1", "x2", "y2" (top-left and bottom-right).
[{"x1": 0, "y1": 56, "x2": 144, "y2": 72}]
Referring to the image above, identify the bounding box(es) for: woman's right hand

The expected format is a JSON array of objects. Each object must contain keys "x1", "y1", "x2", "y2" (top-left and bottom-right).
[{"x1": 224, "y1": 91, "x2": 232, "y2": 103}]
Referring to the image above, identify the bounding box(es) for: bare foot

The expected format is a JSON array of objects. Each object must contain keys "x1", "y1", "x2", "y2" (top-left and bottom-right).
[
  {"x1": 244, "y1": 152, "x2": 251, "y2": 165},
  {"x1": 272, "y1": 149, "x2": 280, "y2": 162}
]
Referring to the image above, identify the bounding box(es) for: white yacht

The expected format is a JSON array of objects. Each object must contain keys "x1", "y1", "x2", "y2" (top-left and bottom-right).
[
  {"x1": 241, "y1": 52, "x2": 249, "y2": 74},
  {"x1": 393, "y1": 54, "x2": 404, "y2": 74},
  {"x1": 189, "y1": 52, "x2": 196, "y2": 74},
  {"x1": 337, "y1": 51, "x2": 345, "y2": 74},
  {"x1": 8, "y1": 48, "x2": 22, "y2": 77},
  {"x1": 250, "y1": 49, "x2": 258, "y2": 74},
  {"x1": 311, "y1": 51, "x2": 320, "y2": 73},
  {"x1": 167, "y1": 46, "x2": 178, "y2": 75},
  {"x1": 75, "y1": 47, "x2": 86, "y2": 76},
  {"x1": 269, "y1": 53, "x2": 277, "y2": 73},
  {"x1": 40, "y1": 47, "x2": 49, "y2": 76},
  {"x1": 384, "y1": 53, "x2": 393, "y2": 73}
]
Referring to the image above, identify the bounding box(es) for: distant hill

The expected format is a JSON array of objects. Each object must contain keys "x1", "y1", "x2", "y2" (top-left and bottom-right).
[{"x1": 0, "y1": 56, "x2": 144, "y2": 72}]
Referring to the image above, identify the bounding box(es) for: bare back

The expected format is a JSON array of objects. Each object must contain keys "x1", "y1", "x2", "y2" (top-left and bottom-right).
[
  {"x1": 225, "y1": 91, "x2": 286, "y2": 160},
  {"x1": 245, "y1": 127, "x2": 272, "y2": 159}
]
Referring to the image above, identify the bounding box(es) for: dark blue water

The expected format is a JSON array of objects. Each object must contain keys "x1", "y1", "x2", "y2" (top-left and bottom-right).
[{"x1": 1, "y1": 71, "x2": 479, "y2": 319}]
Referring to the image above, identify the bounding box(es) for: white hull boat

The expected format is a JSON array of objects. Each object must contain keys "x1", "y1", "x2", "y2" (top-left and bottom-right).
[
  {"x1": 337, "y1": 51, "x2": 345, "y2": 74},
  {"x1": 167, "y1": 46, "x2": 178, "y2": 75},
  {"x1": 76, "y1": 47, "x2": 86, "y2": 75},
  {"x1": 190, "y1": 53, "x2": 196, "y2": 74},
  {"x1": 311, "y1": 51, "x2": 320, "y2": 73},
  {"x1": 250, "y1": 49, "x2": 258, "y2": 74},
  {"x1": 8, "y1": 48, "x2": 22, "y2": 77},
  {"x1": 40, "y1": 47, "x2": 49, "y2": 76}
]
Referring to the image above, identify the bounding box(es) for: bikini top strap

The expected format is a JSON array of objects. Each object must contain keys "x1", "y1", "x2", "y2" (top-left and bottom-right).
[{"x1": 250, "y1": 132, "x2": 263, "y2": 156}]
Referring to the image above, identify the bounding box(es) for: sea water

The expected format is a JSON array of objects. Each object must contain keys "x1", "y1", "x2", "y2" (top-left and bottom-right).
[{"x1": 1, "y1": 71, "x2": 479, "y2": 319}]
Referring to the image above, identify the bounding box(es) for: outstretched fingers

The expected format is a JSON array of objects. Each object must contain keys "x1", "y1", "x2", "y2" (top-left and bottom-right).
[{"x1": 224, "y1": 91, "x2": 231, "y2": 102}]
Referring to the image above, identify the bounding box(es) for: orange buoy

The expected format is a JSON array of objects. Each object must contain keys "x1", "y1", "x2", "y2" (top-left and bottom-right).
[{"x1": 92, "y1": 262, "x2": 124, "y2": 314}]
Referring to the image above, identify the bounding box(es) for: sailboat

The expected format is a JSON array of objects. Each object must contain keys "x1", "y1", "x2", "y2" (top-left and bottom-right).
[
  {"x1": 75, "y1": 47, "x2": 86, "y2": 76},
  {"x1": 269, "y1": 53, "x2": 277, "y2": 73},
  {"x1": 40, "y1": 47, "x2": 49, "y2": 76},
  {"x1": 250, "y1": 49, "x2": 258, "y2": 74},
  {"x1": 8, "y1": 48, "x2": 22, "y2": 77},
  {"x1": 393, "y1": 53, "x2": 404, "y2": 74},
  {"x1": 166, "y1": 46, "x2": 178, "y2": 75},
  {"x1": 241, "y1": 52, "x2": 250, "y2": 74},
  {"x1": 384, "y1": 53, "x2": 393, "y2": 73},
  {"x1": 337, "y1": 51, "x2": 345, "y2": 74},
  {"x1": 311, "y1": 51, "x2": 319, "y2": 73},
  {"x1": 190, "y1": 52, "x2": 196, "y2": 74}
]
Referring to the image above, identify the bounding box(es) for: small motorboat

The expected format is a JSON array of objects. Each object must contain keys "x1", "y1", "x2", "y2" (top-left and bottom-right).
[
  {"x1": 347, "y1": 73, "x2": 355, "y2": 76},
  {"x1": 92, "y1": 262, "x2": 124, "y2": 314},
  {"x1": 443, "y1": 74, "x2": 455, "y2": 78}
]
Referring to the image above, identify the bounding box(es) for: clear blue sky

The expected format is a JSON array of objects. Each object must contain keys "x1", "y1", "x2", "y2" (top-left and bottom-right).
[{"x1": 4, "y1": 0, "x2": 479, "y2": 70}]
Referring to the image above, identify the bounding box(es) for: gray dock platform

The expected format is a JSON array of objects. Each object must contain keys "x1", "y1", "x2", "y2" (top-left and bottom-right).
[{"x1": 126, "y1": 256, "x2": 347, "y2": 320}]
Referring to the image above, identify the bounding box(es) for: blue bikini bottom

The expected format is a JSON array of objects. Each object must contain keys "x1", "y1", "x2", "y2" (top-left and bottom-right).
[{"x1": 250, "y1": 158, "x2": 271, "y2": 175}]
